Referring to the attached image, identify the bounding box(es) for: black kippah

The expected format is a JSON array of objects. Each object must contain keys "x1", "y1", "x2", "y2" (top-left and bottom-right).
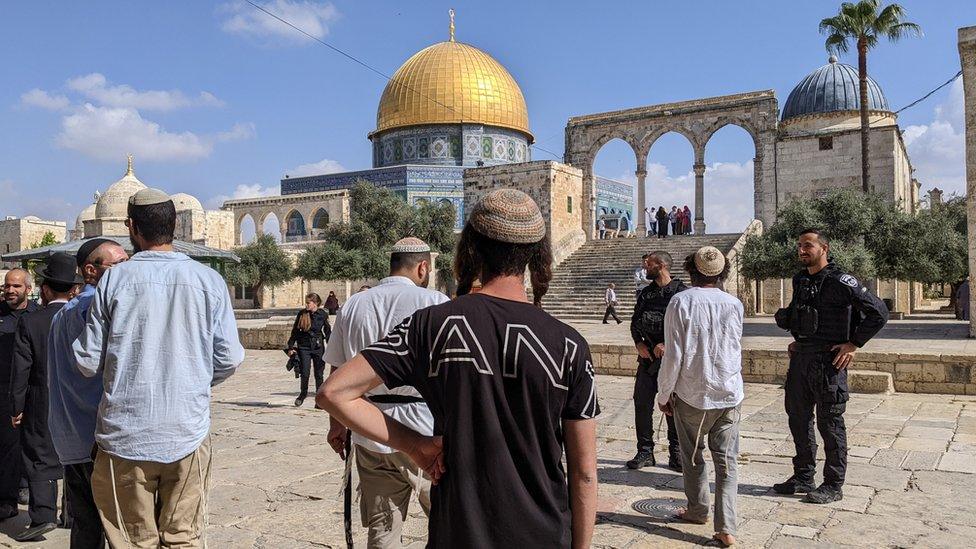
[{"x1": 76, "y1": 238, "x2": 118, "y2": 268}]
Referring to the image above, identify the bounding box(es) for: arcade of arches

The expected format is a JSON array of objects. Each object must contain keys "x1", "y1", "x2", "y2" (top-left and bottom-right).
[{"x1": 223, "y1": 190, "x2": 350, "y2": 246}]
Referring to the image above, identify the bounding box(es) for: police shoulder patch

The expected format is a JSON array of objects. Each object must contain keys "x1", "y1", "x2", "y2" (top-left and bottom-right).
[{"x1": 838, "y1": 274, "x2": 859, "y2": 288}]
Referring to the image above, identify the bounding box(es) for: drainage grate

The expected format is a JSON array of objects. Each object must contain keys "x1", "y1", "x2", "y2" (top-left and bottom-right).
[{"x1": 631, "y1": 497, "x2": 682, "y2": 518}]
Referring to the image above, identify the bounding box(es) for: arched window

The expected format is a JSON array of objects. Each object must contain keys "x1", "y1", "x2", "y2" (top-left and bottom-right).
[
  {"x1": 310, "y1": 208, "x2": 329, "y2": 240},
  {"x1": 285, "y1": 210, "x2": 307, "y2": 242}
]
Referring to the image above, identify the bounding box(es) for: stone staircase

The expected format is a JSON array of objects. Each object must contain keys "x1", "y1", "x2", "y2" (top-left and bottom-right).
[{"x1": 542, "y1": 233, "x2": 743, "y2": 321}]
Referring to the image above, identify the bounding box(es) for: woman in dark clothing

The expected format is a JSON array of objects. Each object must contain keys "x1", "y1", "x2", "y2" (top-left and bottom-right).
[
  {"x1": 324, "y1": 291, "x2": 340, "y2": 315},
  {"x1": 287, "y1": 293, "x2": 331, "y2": 407},
  {"x1": 656, "y1": 207, "x2": 669, "y2": 239}
]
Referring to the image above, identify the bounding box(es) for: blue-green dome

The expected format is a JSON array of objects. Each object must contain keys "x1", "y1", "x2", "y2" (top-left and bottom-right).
[{"x1": 782, "y1": 56, "x2": 889, "y2": 121}]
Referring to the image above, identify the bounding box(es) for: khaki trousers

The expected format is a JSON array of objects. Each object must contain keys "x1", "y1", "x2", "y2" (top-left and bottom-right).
[
  {"x1": 356, "y1": 445, "x2": 431, "y2": 549},
  {"x1": 92, "y1": 437, "x2": 212, "y2": 548}
]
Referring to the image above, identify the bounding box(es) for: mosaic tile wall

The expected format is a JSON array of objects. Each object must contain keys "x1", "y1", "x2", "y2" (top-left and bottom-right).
[{"x1": 371, "y1": 124, "x2": 530, "y2": 168}]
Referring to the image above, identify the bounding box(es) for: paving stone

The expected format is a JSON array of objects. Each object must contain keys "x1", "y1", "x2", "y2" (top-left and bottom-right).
[
  {"x1": 780, "y1": 524, "x2": 818, "y2": 538},
  {"x1": 892, "y1": 436, "x2": 948, "y2": 452},
  {"x1": 900, "y1": 450, "x2": 942, "y2": 470},
  {"x1": 938, "y1": 451, "x2": 976, "y2": 474},
  {"x1": 869, "y1": 448, "x2": 907, "y2": 468}
]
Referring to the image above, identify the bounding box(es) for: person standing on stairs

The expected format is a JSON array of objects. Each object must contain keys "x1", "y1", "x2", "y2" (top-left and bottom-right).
[
  {"x1": 656, "y1": 207, "x2": 669, "y2": 239},
  {"x1": 629, "y1": 251, "x2": 686, "y2": 471}
]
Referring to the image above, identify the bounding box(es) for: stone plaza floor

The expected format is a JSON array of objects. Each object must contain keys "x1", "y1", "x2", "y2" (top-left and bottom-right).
[{"x1": 2, "y1": 349, "x2": 976, "y2": 548}]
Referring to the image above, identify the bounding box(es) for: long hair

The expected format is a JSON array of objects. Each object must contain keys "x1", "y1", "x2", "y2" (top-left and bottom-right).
[
  {"x1": 453, "y1": 224, "x2": 552, "y2": 306},
  {"x1": 298, "y1": 293, "x2": 323, "y2": 331}
]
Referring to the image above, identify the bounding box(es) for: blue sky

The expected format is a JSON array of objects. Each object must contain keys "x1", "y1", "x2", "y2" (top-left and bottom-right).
[{"x1": 1, "y1": 0, "x2": 971, "y2": 234}]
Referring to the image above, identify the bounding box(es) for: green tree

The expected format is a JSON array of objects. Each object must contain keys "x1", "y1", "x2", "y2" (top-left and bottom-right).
[
  {"x1": 296, "y1": 181, "x2": 458, "y2": 283},
  {"x1": 29, "y1": 231, "x2": 59, "y2": 249},
  {"x1": 820, "y1": 0, "x2": 921, "y2": 192},
  {"x1": 742, "y1": 190, "x2": 967, "y2": 291},
  {"x1": 225, "y1": 234, "x2": 293, "y2": 308}
]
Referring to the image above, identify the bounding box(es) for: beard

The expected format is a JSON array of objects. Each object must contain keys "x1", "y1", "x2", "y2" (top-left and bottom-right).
[{"x1": 419, "y1": 272, "x2": 430, "y2": 288}]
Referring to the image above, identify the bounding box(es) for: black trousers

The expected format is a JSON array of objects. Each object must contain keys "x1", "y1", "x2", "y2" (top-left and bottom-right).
[
  {"x1": 0, "y1": 391, "x2": 21, "y2": 508},
  {"x1": 633, "y1": 358, "x2": 678, "y2": 454},
  {"x1": 64, "y1": 462, "x2": 105, "y2": 549},
  {"x1": 603, "y1": 305, "x2": 621, "y2": 323},
  {"x1": 785, "y1": 350, "x2": 849, "y2": 488},
  {"x1": 26, "y1": 478, "x2": 57, "y2": 525},
  {"x1": 297, "y1": 347, "x2": 326, "y2": 400}
]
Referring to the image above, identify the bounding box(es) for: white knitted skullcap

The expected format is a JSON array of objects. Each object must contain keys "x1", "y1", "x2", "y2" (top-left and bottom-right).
[
  {"x1": 468, "y1": 188, "x2": 546, "y2": 244},
  {"x1": 694, "y1": 246, "x2": 726, "y2": 276},
  {"x1": 391, "y1": 237, "x2": 430, "y2": 253}
]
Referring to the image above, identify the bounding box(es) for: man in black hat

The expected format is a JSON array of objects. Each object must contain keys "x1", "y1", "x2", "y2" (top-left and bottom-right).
[
  {"x1": 0, "y1": 267, "x2": 37, "y2": 521},
  {"x1": 9, "y1": 252, "x2": 82, "y2": 541}
]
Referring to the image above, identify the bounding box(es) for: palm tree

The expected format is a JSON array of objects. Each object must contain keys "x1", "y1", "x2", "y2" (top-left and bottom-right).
[{"x1": 819, "y1": 1, "x2": 920, "y2": 193}]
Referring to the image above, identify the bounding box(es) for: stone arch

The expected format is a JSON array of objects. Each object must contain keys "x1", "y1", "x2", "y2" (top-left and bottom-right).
[
  {"x1": 284, "y1": 209, "x2": 307, "y2": 242},
  {"x1": 700, "y1": 118, "x2": 761, "y2": 156},
  {"x1": 261, "y1": 212, "x2": 282, "y2": 243},
  {"x1": 310, "y1": 208, "x2": 329, "y2": 240},
  {"x1": 636, "y1": 126, "x2": 701, "y2": 167},
  {"x1": 237, "y1": 213, "x2": 256, "y2": 245}
]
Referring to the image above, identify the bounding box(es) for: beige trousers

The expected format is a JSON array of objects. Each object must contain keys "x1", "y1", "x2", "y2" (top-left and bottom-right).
[
  {"x1": 356, "y1": 445, "x2": 431, "y2": 549},
  {"x1": 91, "y1": 437, "x2": 212, "y2": 548}
]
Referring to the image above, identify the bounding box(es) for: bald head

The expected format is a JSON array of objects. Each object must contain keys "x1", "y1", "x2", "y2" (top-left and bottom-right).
[
  {"x1": 81, "y1": 242, "x2": 128, "y2": 285},
  {"x1": 3, "y1": 268, "x2": 32, "y2": 309}
]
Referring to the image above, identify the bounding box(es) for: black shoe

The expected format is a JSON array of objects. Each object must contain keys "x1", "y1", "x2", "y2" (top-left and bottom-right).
[
  {"x1": 616, "y1": 320, "x2": 623, "y2": 324},
  {"x1": 772, "y1": 476, "x2": 816, "y2": 495},
  {"x1": 18, "y1": 487, "x2": 28, "y2": 506},
  {"x1": 668, "y1": 454, "x2": 682, "y2": 472},
  {"x1": 13, "y1": 522, "x2": 57, "y2": 542},
  {"x1": 0, "y1": 504, "x2": 17, "y2": 521},
  {"x1": 626, "y1": 450, "x2": 655, "y2": 469},
  {"x1": 802, "y1": 484, "x2": 843, "y2": 504},
  {"x1": 294, "y1": 397, "x2": 305, "y2": 407}
]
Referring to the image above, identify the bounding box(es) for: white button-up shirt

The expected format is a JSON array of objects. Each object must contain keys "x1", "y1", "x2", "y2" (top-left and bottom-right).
[
  {"x1": 323, "y1": 276, "x2": 449, "y2": 453},
  {"x1": 656, "y1": 287, "x2": 744, "y2": 410},
  {"x1": 634, "y1": 267, "x2": 649, "y2": 294},
  {"x1": 73, "y1": 251, "x2": 244, "y2": 463},
  {"x1": 605, "y1": 287, "x2": 617, "y2": 305}
]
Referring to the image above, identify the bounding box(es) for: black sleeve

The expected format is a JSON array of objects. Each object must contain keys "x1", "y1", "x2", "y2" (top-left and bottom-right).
[
  {"x1": 321, "y1": 312, "x2": 332, "y2": 343},
  {"x1": 630, "y1": 291, "x2": 645, "y2": 345},
  {"x1": 563, "y1": 336, "x2": 600, "y2": 420},
  {"x1": 360, "y1": 312, "x2": 427, "y2": 390},
  {"x1": 842, "y1": 276, "x2": 889, "y2": 347},
  {"x1": 9, "y1": 319, "x2": 32, "y2": 417},
  {"x1": 287, "y1": 313, "x2": 301, "y2": 348}
]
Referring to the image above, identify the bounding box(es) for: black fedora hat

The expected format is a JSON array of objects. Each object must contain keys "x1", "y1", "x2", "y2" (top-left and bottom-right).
[{"x1": 37, "y1": 252, "x2": 84, "y2": 286}]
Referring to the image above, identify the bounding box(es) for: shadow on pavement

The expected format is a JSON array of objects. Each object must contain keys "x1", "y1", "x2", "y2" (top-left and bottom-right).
[{"x1": 597, "y1": 511, "x2": 715, "y2": 545}]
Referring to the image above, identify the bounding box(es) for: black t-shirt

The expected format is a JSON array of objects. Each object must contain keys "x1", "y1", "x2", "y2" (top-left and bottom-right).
[{"x1": 361, "y1": 293, "x2": 600, "y2": 549}]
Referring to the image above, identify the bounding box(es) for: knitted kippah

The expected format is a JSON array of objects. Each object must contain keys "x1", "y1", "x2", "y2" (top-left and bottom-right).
[
  {"x1": 391, "y1": 237, "x2": 430, "y2": 253},
  {"x1": 129, "y1": 188, "x2": 171, "y2": 206},
  {"x1": 694, "y1": 246, "x2": 726, "y2": 276},
  {"x1": 468, "y1": 189, "x2": 546, "y2": 244}
]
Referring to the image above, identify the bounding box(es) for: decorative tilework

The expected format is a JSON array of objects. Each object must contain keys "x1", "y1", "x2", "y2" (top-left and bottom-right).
[
  {"x1": 431, "y1": 138, "x2": 448, "y2": 158},
  {"x1": 383, "y1": 143, "x2": 394, "y2": 163},
  {"x1": 402, "y1": 137, "x2": 417, "y2": 160},
  {"x1": 465, "y1": 135, "x2": 480, "y2": 157},
  {"x1": 394, "y1": 141, "x2": 402, "y2": 162},
  {"x1": 494, "y1": 140, "x2": 506, "y2": 159},
  {"x1": 482, "y1": 136, "x2": 493, "y2": 158},
  {"x1": 418, "y1": 137, "x2": 429, "y2": 158}
]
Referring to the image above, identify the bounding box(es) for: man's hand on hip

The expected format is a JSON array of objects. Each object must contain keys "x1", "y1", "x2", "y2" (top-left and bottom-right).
[
  {"x1": 327, "y1": 416, "x2": 348, "y2": 458},
  {"x1": 652, "y1": 343, "x2": 665, "y2": 359},
  {"x1": 831, "y1": 342, "x2": 858, "y2": 370}
]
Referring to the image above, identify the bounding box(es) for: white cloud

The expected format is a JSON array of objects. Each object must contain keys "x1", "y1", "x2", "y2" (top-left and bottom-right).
[
  {"x1": 19, "y1": 89, "x2": 70, "y2": 111},
  {"x1": 903, "y1": 78, "x2": 965, "y2": 196},
  {"x1": 217, "y1": 122, "x2": 257, "y2": 142},
  {"x1": 56, "y1": 103, "x2": 252, "y2": 162},
  {"x1": 206, "y1": 183, "x2": 280, "y2": 210},
  {"x1": 621, "y1": 160, "x2": 755, "y2": 234},
  {"x1": 66, "y1": 73, "x2": 224, "y2": 111},
  {"x1": 219, "y1": 0, "x2": 339, "y2": 43},
  {"x1": 285, "y1": 157, "x2": 345, "y2": 177}
]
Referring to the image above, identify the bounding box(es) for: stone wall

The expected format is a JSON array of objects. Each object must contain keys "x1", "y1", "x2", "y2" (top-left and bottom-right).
[
  {"x1": 176, "y1": 209, "x2": 235, "y2": 250},
  {"x1": 0, "y1": 217, "x2": 67, "y2": 267},
  {"x1": 463, "y1": 160, "x2": 586, "y2": 266},
  {"x1": 588, "y1": 343, "x2": 976, "y2": 396}
]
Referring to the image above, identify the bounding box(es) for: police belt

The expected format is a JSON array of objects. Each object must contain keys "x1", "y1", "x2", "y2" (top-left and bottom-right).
[
  {"x1": 366, "y1": 395, "x2": 425, "y2": 404},
  {"x1": 793, "y1": 340, "x2": 843, "y2": 353}
]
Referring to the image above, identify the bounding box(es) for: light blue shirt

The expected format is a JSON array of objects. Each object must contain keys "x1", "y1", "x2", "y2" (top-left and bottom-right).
[
  {"x1": 73, "y1": 251, "x2": 245, "y2": 463},
  {"x1": 48, "y1": 285, "x2": 102, "y2": 465}
]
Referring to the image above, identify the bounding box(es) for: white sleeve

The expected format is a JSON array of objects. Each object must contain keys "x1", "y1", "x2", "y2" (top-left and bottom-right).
[
  {"x1": 656, "y1": 297, "x2": 684, "y2": 406},
  {"x1": 72, "y1": 272, "x2": 110, "y2": 377},
  {"x1": 323, "y1": 308, "x2": 347, "y2": 367}
]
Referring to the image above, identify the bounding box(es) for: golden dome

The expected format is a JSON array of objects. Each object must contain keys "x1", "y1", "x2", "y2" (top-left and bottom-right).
[{"x1": 373, "y1": 41, "x2": 532, "y2": 141}]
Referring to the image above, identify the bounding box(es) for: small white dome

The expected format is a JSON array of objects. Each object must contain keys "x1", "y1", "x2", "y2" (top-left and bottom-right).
[
  {"x1": 75, "y1": 203, "x2": 98, "y2": 230},
  {"x1": 23, "y1": 215, "x2": 40, "y2": 221},
  {"x1": 95, "y1": 156, "x2": 147, "y2": 219},
  {"x1": 171, "y1": 193, "x2": 203, "y2": 212}
]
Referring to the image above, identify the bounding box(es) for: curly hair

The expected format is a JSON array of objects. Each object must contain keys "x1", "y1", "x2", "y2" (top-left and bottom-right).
[{"x1": 453, "y1": 225, "x2": 552, "y2": 306}]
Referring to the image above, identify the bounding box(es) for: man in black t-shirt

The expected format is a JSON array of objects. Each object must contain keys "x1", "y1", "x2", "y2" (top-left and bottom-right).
[{"x1": 319, "y1": 189, "x2": 599, "y2": 549}]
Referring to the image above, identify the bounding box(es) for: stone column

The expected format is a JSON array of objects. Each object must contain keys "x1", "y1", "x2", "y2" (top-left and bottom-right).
[
  {"x1": 583, "y1": 165, "x2": 596, "y2": 241},
  {"x1": 635, "y1": 168, "x2": 647, "y2": 235},
  {"x1": 960, "y1": 26, "x2": 976, "y2": 337},
  {"x1": 693, "y1": 162, "x2": 706, "y2": 235}
]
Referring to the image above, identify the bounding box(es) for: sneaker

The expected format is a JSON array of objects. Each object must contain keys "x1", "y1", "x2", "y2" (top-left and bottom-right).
[
  {"x1": 772, "y1": 476, "x2": 816, "y2": 495},
  {"x1": 13, "y1": 522, "x2": 57, "y2": 542},
  {"x1": 17, "y1": 488, "x2": 28, "y2": 506},
  {"x1": 294, "y1": 397, "x2": 305, "y2": 407},
  {"x1": 802, "y1": 484, "x2": 843, "y2": 504},
  {"x1": 626, "y1": 450, "x2": 655, "y2": 469}
]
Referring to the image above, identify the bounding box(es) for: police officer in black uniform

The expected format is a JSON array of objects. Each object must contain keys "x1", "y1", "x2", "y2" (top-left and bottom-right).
[
  {"x1": 773, "y1": 229, "x2": 888, "y2": 504},
  {"x1": 628, "y1": 250, "x2": 687, "y2": 471},
  {"x1": 0, "y1": 268, "x2": 38, "y2": 521}
]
